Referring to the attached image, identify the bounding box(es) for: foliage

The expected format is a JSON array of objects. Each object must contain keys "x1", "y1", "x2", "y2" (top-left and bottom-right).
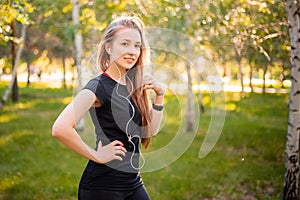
[
  {"x1": 0, "y1": 0, "x2": 34, "y2": 44},
  {"x1": 0, "y1": 1, "x2": 291, "y2": 86}
]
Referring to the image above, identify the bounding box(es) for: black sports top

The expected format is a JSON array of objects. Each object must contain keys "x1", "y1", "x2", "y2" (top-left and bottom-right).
[{"x1": 79, "y1": 73, "x2": 143, "y2": 191}]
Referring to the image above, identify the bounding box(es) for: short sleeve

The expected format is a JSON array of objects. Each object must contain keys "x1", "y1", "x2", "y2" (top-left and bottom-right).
[{"x1": 83, "y1": 78, "x2": 106, "y2": 106}]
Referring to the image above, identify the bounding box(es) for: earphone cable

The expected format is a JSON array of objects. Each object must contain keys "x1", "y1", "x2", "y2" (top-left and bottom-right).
[{"x1": 114, "y1": 67, "x2": 145, "y2": 170}]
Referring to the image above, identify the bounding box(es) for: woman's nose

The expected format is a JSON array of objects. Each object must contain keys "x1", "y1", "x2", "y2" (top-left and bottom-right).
[{"x1": 128, "y1": 46, "x2": 139, "y2": 54}]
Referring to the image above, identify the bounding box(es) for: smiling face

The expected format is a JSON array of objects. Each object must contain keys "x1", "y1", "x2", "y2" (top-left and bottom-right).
[{"x1": 107, "y1": 28, "x2": 142, "y2": 73}]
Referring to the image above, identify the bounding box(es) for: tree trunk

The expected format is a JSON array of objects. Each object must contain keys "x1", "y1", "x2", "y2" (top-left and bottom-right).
[
  {"x1": 234, "y1": 45, "x2": 246, "y2": 97},
  {"x1": 262, "y1": 64, "x2": 267, "y2": 95},
  {"x1": 249, "y1": 63, "x2": 253, "y2": 93},
  {"x1": 284, "y1": 1, "x2": 300, "y2": 199},
  {"x1": 222, "y1": 64, "x2": 226, "y2": 78},
  {"x1": 72, "y1": 0, "x2": 84, "y2": 131},
  {"x1": 198, "y1": 75, "x2": 205, "y2": 113},
  {"x1": 197, "y1": 70, "x2": 204, "y2": 113},
  {"x1": 11, "y1": 21, "x2": 19, "y2": 102},
  {"x1": 62, "y1": 55, "x2": 66, "y2": 89},
  {"x1": 196, "y1": 57, "x2": 205, "y2": 113},
  {"x1": 1, "y1": 24, "x2": 27, "y2": 109},
  {"x1": 12, "y1": 76, "x2": 19, "y2": 102},
  {"x1": 185, "y1": 60, "x2": 194, "y2": 132},
  {"x1": 26, "y1": 59, "x2": 31, "y2": 87},
  {"x1": 72, "y1": 0, "x2": 83, "y2": 91},
  {"x1": 280, "y1": 63, "x2": 286, "y2": 88}
]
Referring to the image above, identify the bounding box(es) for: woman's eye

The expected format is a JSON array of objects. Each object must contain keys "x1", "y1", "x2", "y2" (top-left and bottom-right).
[
  {"x1": 121, "y1": 42, "x2": 129, "y2": 46},
  {"x1": 135, "y1": 44, "x2": 141, "y2": 48}
]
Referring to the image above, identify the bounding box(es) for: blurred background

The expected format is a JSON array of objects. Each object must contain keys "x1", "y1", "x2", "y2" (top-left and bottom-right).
[{"x1": 0, "y1": 1, "x2": 293, "y2": 199}]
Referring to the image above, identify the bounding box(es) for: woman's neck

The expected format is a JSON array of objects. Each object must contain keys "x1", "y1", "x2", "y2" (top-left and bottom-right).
[{"x1": 105, "y1": 64, "x2": 127, "y2": 85}]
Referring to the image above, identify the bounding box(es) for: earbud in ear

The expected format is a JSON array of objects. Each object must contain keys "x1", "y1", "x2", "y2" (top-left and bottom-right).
[{"x1": 107, "y1": 48, "x2": 111, "y2": 54}]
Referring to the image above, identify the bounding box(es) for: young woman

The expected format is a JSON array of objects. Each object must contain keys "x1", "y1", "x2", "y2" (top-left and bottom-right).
[{"x1": 52, "y1": 16, "x2": 165, "y2": 200}]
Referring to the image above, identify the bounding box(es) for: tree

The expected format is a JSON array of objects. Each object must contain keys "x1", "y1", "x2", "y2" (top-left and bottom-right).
[
  {"x1": 0, "y1": 0, "x2": 34, "y2": 108},
  {"x1": 0, "y1": 24, "x2": 27, "y2": 109},
  {"x1": 134, "y1": 0, "x2": 205, "y2": 132},
  {"x1": 199, "y1": 0, "x2": 288, "y2": 95},
  {"x1": 284, "y1": 0, "x2": 300, "y2": 199},
  {"x1": 72, "y1": 0, "x2": 84, "y2": 131}
]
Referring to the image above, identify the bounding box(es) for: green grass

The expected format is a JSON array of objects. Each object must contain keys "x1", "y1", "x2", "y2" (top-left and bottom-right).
[{"x1": 0, "y1": 81, "x2": 289, "y2": 199}]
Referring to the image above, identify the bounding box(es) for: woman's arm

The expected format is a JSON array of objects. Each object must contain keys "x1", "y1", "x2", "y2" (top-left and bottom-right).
[
  {"x1": 143, "y1": 75, "x2": 165, "y2": 137},
  {"x1": 52, "y1": 89, "x2": 127, "y2": 164},
  {"x1": 148, "y1": 94, "x2": 164, "y2": 136}
]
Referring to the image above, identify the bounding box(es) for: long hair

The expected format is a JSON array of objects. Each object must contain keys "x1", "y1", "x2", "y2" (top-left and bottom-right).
[{"x1": 97, "y1": 16, "x2": 152, "y2": 149}]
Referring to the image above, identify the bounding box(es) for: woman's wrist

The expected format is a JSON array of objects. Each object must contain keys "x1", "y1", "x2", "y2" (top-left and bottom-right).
[
  {"x1": 152, "y1": 104, "x2": 164, "y2": 111},
  {"x1": 154, "y1": 93, "x2": 164, "y2": 106},
  {"x1": 156, "y1": 88, "x2": 165, "y2": 96},
  {"x1": 153, "y1": 87, "x2": 165, "y2": 109},
  {"x1": 156, "y1": 91, "x2": 165, "y2": 96}
]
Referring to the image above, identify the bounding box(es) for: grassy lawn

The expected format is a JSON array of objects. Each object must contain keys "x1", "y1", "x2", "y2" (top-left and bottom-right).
[{"x1": 0, "y1": 81, "x2": 288, "y2": 199}]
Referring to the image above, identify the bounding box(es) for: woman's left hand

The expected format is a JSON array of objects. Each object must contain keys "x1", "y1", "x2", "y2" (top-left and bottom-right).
[{"x1": 143, "y1": 74, "x2": 165, "y2": 96}]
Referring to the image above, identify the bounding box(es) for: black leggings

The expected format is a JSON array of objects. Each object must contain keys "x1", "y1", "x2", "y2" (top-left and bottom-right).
[{"x1": 78, "y1": 185, "x2": 150, "y2": 200}]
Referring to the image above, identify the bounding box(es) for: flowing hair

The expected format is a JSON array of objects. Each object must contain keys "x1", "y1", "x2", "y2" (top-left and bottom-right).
[{"x1": 97, "y1": 16, "x2": 152, "y2": 149}]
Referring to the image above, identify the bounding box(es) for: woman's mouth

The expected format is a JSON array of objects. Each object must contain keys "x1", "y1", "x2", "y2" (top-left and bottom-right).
[{"x1": 124, "y1": 57, "x2": 135, "y2": 64}]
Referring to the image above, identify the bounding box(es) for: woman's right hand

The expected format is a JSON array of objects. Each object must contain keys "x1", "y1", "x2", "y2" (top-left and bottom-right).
[{"x1": 95, "y1": 140, "x2": 127, "y2": 164}]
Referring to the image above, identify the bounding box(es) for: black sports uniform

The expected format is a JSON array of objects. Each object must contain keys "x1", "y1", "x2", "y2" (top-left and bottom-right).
[{"x1": 78, "y1": 73, "x2": 150, "y2": 200}]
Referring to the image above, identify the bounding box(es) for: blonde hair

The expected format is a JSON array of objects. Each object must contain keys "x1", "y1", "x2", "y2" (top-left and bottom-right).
[{"x1": 97, "y1": 16, "x2": 152, "y2": 149}]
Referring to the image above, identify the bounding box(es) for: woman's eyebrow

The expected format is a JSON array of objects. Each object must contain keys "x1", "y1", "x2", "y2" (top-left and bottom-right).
[{"x1": 122, "y1": 39, "x2": 141, "y2": 44}]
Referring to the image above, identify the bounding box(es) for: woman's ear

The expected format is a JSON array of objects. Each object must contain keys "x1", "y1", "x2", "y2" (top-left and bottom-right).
[{"x1": 105, "y1": 43, "x2": 111, "y2": 55}]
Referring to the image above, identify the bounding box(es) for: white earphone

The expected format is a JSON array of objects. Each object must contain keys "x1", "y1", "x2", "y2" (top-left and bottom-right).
[{"x1": 115, "y1": 72, "x2": 145, "y2": 170}]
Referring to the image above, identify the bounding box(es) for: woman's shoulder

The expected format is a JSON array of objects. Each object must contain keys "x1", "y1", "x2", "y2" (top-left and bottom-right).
[
  {"x1": 83, "y1": 74, "x2": 110, "y2": 105},
  {"x1": 84, "y1": 74, "x2": 107, "y2": 91},
  {"x1": 85, "y1": 74, "x2": 108, "y2": 87},
  {"x1": 89, "y1": 74, "x2": 115, "y2": 84},
  {"x1": 88, "y1": 74, "x2": 103, "y2": 82},
  {"x1": 84, "y1": 73, "x2": 117, "y2": 96}
]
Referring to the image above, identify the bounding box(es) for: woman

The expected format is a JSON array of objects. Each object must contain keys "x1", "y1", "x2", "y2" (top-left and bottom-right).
[{"x1": 52, "y1": 16, "x2": 165, "y2": 200}]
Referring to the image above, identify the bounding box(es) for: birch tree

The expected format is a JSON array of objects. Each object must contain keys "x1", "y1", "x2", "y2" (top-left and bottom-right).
[
  {"x1": 284, "y1": 0, "x2": 300, "y2": 199},
  {"x1": 72, "y1": 0, "x2": 84, "y2": 131},
  {"x1": 0, "y1": 24, "x2": 27, "y2": 109},
  {"x1": 0, "y1": 0, "x2": 33, "y2": 108},
  {"x1": 185, "y1": 59, "x2": 194, "y2": 132},
  {"x1": 135, "y1": 0, "x2": 202, "y2": 132}
]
